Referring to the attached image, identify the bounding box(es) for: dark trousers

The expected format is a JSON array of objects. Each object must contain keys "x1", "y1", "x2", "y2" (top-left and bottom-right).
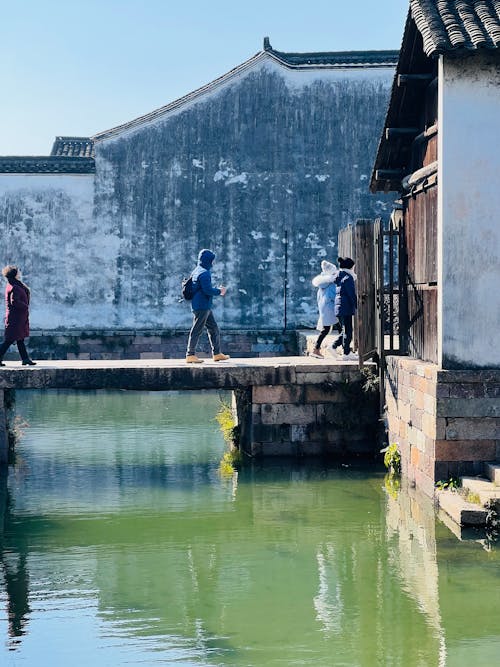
[
  {"x1": 332, "y1": 315, "x2": 353, "y2": 355},
  {"x1": 314, "y1": 321, "x2": 342, "y2": 349},
  {"x1": 187, "y1": 310, "x2": 221, "y2": 356},
  {"x1": 0, "y1": 338, "x2": 29, "y2": 361},
  {"x1": 314, "y1": 326, "x2": 332, "y2": 349}
]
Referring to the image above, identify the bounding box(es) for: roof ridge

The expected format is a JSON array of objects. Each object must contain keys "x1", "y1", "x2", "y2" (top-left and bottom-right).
[
  {"x1": 0, "y1": 155, "x2": 95, "y2": 174},
  {"x1": 93, "y1": 51, "x2": 266, "y2": 142},
  {"x1": 93, "y1": 46, "x2": 399, "y2": 142}
]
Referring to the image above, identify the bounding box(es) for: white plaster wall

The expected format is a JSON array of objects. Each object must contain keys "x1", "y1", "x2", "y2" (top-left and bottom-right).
[
  {"x1": 438, "y1": 54, "x2": 500, "y2": 368},
  {"x1": 0, "y1": 173, "x2": 120, "y2": 328}
]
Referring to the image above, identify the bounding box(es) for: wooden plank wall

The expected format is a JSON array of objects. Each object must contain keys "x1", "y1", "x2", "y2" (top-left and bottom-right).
[
  {"x1": 404, "y1": 186, "x2": 438, "y2": 362},
  {"x1": 338, "y1": 220, "x2": 376, "y2": 362}
]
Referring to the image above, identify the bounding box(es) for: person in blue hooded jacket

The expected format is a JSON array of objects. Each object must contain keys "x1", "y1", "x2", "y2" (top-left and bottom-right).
[
  {"x1": 331, "y1": 256, "x2": 358, "y2": 360},
  {"x1": 186, "y1": 249, "x2": 229, "y2": 363}
]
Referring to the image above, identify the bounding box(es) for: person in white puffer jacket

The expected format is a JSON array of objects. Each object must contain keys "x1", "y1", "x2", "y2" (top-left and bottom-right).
[{"x1": 311, "y1": 260, "x2": 339, "y2": 357}]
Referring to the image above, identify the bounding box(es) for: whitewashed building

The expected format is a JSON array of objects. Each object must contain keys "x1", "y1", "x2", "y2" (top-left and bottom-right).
[
  {"x1": 0, "y1": 40, "x2": 397, "y2": 344},
  {"x1": 371, "y1": 0, "x2": 500, "y2": 495}
]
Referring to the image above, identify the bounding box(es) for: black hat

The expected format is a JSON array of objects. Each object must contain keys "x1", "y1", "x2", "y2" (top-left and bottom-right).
[{"x1": 338, "y1": 256, "x2": 355, "y2": 269}]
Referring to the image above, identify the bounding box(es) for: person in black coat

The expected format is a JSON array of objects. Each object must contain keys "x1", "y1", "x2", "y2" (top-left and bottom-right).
[{"x1": 331, "y1": 257, "x2": 357, "y2": 360}]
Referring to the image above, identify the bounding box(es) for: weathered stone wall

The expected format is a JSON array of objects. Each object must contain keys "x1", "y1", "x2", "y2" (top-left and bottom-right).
[
  {"x1": 0, "y1": 57, "x2": 394, "y2": 332},
  {"x1": 14, "y1": 329, "x2": 297, "y2": 361},
  {"x1": 96, "y1": 60, "x2": 394, "y2": 330},
  {"x1": 239, "y1": 364, "x2": 379, "y2": 457},
  {"x1": 385, "y1": 355, "x2": 500, "y2": 497}
]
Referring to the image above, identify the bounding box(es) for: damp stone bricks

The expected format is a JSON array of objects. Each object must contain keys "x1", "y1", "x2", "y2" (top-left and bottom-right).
[{"x1": 385, "y1": 355, "x2": 500, "y2": 497}]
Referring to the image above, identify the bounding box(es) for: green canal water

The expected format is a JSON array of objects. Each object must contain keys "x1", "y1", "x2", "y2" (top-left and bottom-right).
[{"x1": 0, "y1": 390, "x2": 500, "y2": 666}]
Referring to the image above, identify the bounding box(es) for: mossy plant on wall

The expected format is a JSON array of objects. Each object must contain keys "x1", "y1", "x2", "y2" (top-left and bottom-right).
[
  {"x1": 215, "y1": 399, "x2": 240, "y2": 446},
  {"x1": 381, "y1": 442, "x2": 401, "y2": 476},
  {"x1": 435, "y1": 477, "x2": 460, "y2": 492},
  {"x1": 215, "y1": 399, "x2": 241, "y2": 476}
]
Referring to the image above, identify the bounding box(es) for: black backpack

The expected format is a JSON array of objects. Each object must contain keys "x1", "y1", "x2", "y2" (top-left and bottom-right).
[{"x1": 181, "y1": 276, "x2": 195, "y2": 300}]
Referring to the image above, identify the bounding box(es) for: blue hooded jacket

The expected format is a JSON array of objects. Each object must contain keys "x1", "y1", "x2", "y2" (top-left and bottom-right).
[{"x1": 191, "y1": 249, "x2": 221, "y2": 310}]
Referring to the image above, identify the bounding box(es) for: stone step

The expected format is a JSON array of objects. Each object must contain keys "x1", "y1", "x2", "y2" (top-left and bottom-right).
[
  {"x1": 437, "y1": 489, "x2": 488, "y2": 527},
  {"x1": 460, "y1": 476, "x2": 500, "y2": 507},
  {"x1": 484, "y1": 461, "x2": 500, "y2": 485}
]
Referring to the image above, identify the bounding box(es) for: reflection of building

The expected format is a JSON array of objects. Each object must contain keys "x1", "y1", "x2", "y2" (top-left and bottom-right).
[
  {"x1": 385, "y1": 480, "x2": 446, "y2": 666},
  {"x1": 371, "y1": 2, "x2": 500, "y2": 495},
  {"x1": 0, "y1": 41, "x2": 396, "y2": 333}
]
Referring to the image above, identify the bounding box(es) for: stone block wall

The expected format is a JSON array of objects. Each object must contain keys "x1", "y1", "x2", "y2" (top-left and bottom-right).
[
  {"x1": 385, "y1": 356, "x2": 500, "y2": 497},
  {"x1": 238, "y1": 365, "x2": 379, "y2": 457},
  {"x1": 13, "y1": 329, "x2": 298, "y2": 361}
]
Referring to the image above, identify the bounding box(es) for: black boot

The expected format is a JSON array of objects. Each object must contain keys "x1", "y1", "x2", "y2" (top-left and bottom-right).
[
  {"x1": 22, "y1": 358, "x2": 36, "y2": 366},
  {"x1": 0, "y1": 361, "x2": 4, "y2": 367}
]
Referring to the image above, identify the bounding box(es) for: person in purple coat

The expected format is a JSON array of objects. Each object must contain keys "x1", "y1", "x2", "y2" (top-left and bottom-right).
[{"x1": 0, "y1": 265, "x2": 36, "y2": 366}]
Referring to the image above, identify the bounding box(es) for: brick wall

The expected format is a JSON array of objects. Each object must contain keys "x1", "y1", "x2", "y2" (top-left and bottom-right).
[
  {"x1": 385, "y1": 356, "x2": 500, "y2": 497},
  {"x1": 238, "y1": 365, "x2": 379, "y2": 457},
  {"x1": 13, "y1": 329, "x2": 298, "y2": 361}
]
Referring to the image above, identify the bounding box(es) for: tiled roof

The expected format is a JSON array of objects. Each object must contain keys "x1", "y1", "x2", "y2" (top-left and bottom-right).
[
  {"x1": 0, "y1": 157, "x2": 95, "y2": 174},
  {"x1": 411, "y1": 0, "x2": 500, "y2": 57},
  {"x1": 267, "y1": 48, "x2": 399, "y2": 68},
  {"x1": 51, "y1": 136, "x2": 95, "y2": 157}
]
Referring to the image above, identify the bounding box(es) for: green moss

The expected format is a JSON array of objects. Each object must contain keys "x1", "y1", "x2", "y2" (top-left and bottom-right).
[
  {"x1": 215, "y1": 400, "x2": 240, "y2": 446},
  {"x1": 381, "y1": 442, "x2": 401, "y2": 476},
  {"x1": 436, "y1": 477, "x2": 460, "y2": 491}
]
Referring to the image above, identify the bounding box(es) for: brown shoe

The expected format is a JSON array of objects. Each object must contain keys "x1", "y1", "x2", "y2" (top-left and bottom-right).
[
  {"x1": 213, "y1": 353, "x2": 230, "y2": 361},
  {"x1": 186, "y1": 355, "x2": 204, "y2": 364},
  {"x1": 311, "y1": 348, "x2": 323, "y2": 358}
]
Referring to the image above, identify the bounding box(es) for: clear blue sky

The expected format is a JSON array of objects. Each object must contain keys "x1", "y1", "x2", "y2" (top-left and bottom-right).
[{"x1": 1, "y1": 0, "x2": 408, "y2": 155}]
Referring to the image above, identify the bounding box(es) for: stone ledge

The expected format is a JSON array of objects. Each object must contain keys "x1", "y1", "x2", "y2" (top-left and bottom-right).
[
  {"x1": 437, "y1": 489, "x2": 487, "y2": 526},
  {"x1": 485, "y1": 462, "x2": 500, "y2": 484},
  {"x1": 460, "y1": 476, "x2": 500, "y2": 506}
]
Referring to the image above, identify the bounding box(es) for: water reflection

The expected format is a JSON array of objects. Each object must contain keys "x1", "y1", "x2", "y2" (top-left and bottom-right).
[
  {"x1": 0, "y1": 473, "x2": 31, "y2": 645},
  {"x1": 385, "y1": 478, "x2": 446, "y2": 666},
  {"x1": 0, "y1": 390, "x2": 499, "y2": 666}
]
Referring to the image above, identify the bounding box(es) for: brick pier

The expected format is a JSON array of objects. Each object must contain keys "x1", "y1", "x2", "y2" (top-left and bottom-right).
[{"x1": 385, "y1": 356, "x2": 500, "y2": 497}]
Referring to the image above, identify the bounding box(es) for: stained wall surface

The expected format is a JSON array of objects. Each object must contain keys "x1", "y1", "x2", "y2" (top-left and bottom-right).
[
  {"x1": 438, "y1": 53, "x2": 500, "y2": 368},
  {"x1": 0, "y1": 57, "x2": 395, "y2": 330}
]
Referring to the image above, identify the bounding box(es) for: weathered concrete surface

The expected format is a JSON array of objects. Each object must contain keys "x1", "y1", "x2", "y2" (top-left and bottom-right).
[
  {"x1": 0, "y1": 356, "x2": 363, "y2": 391},
  {"x1": 437, "y1": 489, "x2": 487, "y2": 526}
]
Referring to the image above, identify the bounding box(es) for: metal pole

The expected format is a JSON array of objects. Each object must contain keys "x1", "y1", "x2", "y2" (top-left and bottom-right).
[{"x1": 283, "y1": 229, "x2": 288, "y2": 331}]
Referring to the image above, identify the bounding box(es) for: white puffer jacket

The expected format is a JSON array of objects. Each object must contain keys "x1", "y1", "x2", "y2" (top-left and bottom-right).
[{"x1": 312, "y1": 261, "x2": 339, "y2": 329}]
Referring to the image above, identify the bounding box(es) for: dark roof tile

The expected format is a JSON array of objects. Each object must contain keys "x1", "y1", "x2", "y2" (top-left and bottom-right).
[
  {"x1": 268, "y1": 48, "x2": 399, "y2": 68},
  {"x1": 0, "y1": 156, "x2": 95, "y2": 174},
  {"x1": 411, "y1": 0, "x2": 500, "y2": 56},
  {"x1": 51, "y1": 136, "x2": 95, "y2": 157}
]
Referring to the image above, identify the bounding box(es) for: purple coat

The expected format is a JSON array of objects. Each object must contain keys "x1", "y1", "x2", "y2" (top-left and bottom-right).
[{"x1": 4, "y1": 280, "x2": 30, "y2": 342}]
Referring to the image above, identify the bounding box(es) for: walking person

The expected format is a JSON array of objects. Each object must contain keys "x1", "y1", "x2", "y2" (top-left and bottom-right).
[
  {"x1": 311, "y1": 260, "x2": 339, "y2": 358},
  {"x1": 0, "y1": 265, "x2": 36, "y2": 366},
  {"x1": 186, "y1": 249, "x2": 230, "y2": 364},
  {"x1": 331, "y1": 256, "x2": 358, "y2": 360}
]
